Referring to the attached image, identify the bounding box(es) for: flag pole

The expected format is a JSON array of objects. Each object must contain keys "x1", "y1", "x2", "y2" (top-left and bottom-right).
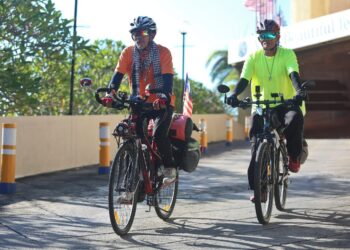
[{"x1": 180, "y1": 31, "x2": 186, "y2": 113}]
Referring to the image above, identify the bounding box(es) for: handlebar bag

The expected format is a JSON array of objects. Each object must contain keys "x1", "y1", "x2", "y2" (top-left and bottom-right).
[
  {"x1": 169, "y1": 114, "x2": 193, "y2": 142},
  {"x1": 172, "y1": 138, "x2": 200, "y2": 173}
]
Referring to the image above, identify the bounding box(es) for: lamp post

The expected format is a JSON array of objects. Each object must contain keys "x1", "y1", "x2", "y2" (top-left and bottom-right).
[
  {"x1": 69, "y1": 0, "x2": 78, "y2": 115},
  {"x1": 180, "y1": 31, "x2": 186, "y2": 113}
]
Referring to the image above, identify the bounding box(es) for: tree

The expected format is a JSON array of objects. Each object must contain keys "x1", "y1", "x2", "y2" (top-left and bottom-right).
[
  {"x1": 74, "y1": 39, "x2": 127, "y2": 115},
  {"x1": 206, "y1": 49, "x2": 246, "y2": 116},
  {"x1": 0, "y1": 0, "x2": 90, "y2": 115},
  {"x1": 0, "y1": 0, "x2": 225, "y2": 116},
  {"x1": 172, "y1": 76, "x2": 224, "y2": 114},
  {"x1": 206, "y1": 50, "x2": 239, "y2": 86}
]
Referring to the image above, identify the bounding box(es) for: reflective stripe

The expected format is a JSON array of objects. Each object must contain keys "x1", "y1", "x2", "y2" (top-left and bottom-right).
[
  {"x1": 3, "y1": 124, "x2": 16, "y2": 128},
  {"x1": 2, "y1": 128, "x2": 16, "y2": 146},
  {"x1": 2, "y1": 145, "x2": 16, "y2": 150},
  {"x1": 99, "y1": 126, "x2": 109, "y2": 139},
  {"x1": 1, "y1": 149, "x2": 16, "y2": 155},
  {"x1": 100, "y1": 142, "x2": 110, "y2": 146}
]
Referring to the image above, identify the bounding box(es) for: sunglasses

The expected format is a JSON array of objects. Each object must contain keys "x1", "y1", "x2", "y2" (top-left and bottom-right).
[
  {"x1": 132, "y1": 30, "x2": 149, "y2": 40},
  {"x1": 258, "y1": 32, "x2": 277, "y2": 40}
]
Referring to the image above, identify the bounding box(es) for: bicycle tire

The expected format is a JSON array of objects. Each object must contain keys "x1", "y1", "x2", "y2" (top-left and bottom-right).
[
  {"x1": 274, "y1": 145, "x2": 288, "y2": 211},
  {"x1": 108, "y1": 142, "x2": 139, "y2": 236},
  {"x1": 254, "y1": 141, "x2": 274, "y2": 225},
  {"x1": 154, "y1": 170, "x2": 179, "y2": 220}
]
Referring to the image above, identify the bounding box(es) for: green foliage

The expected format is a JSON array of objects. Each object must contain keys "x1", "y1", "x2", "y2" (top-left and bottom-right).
[
  {"x1": 206, "y1": 50, "x2": 239, "y2": 86},
  {"x1": 0, "y1": 0, "x2": 225, "y2": 116},
  {"x1": 0, "y1": 0, "x2": 90, "y2": 115},
  {"x1": 172, "y1": 77, "x2": 224, "y2": 114},
  {"x1": 74, "y1": 39, "x2": 127, "y2": 115},
  {"x1": 206, "y1": 49, "x2": 242, "y2": 115}
]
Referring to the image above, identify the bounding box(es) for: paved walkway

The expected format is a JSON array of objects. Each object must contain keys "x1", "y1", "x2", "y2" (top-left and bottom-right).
[{"x1": 1, "y1": 139, "x2": 349, "y2": 249}]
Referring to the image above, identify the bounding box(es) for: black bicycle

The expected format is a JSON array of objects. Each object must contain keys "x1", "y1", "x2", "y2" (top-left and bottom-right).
[
  {"x1": 218, "y1": 81, "x2": 314, "y2": 224},
  {"x1": 95, "y1": 87, "x2": 179, "y2": 235}
]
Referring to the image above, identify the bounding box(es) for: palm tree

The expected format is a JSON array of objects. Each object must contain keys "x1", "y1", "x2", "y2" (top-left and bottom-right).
[{"x1": 206, "y1": 50, "x2": 239, "y2": 86}]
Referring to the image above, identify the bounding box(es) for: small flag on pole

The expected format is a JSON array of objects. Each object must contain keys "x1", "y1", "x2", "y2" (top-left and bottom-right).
[
  {"x1": 244, "y1": 0, "x2": 273, "y2": 14},
  {"x1": 183, "y1": 73, "x2": 193, "y2": 117}
]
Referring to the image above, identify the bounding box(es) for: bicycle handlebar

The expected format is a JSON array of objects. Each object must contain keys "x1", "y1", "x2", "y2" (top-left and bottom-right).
[
  {"x1": 95, "y1": 87, "x2": 110, "y2": 105},
  {"x1": 95, "y1": 87, "x2": 171, "y2": 111},
  {"x1": 217, "y1": 80, "x2": 315, "y2": 109},
  {"x1": 242, "y1": 80, "x2": 315, "y2": 108}
]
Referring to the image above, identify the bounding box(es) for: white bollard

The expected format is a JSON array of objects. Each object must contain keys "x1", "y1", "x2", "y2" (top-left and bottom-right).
[
  {"x1": 99, "y1": 122, "x2": 110, "y2": 175},
  {"x1": 0, "y1": 124, "x2": 17, "y2": 194}
]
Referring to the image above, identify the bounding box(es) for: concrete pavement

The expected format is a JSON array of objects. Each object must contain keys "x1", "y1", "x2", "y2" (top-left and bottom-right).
[{"x1": 0, "y1": 139, "x2": 349, "y2": 249}]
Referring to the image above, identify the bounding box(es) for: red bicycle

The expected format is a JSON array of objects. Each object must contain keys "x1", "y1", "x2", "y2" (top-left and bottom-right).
[{"x1": 96, "y1": 87, "x2": 187, "y2": 236}]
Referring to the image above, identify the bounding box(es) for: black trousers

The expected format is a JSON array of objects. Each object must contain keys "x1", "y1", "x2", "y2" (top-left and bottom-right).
[
  {"x1": 137, "y1": 108, "x2": 175, "y2": 168},
  {"x1": 247, "y1": 104, "x2": 304, "y2": 189}
]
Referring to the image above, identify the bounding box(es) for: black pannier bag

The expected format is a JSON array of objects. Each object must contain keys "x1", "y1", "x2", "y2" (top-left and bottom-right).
[{"x1": 172, "y1": 138, "x2": 200, "y2": 173}]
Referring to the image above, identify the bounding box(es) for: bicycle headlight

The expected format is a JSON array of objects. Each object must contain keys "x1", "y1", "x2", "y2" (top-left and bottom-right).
[{"x1": 115, "y1": 123, "x2": 130, "y2": 137}]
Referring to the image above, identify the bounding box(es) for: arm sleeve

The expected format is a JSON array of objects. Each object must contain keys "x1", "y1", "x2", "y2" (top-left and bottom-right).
[
  {"x1": 159, "y1": 46, "x2": 174, "y2": 95},
  {"x1": 233, "y1": 78, "x2": 249, "y2": 96},
  {"x1": 289, "y1": 71, "x2": 302, "y2": 92},
  {"x1": 162, "y1": 73, "x2": 173, "y2": 94},
  {"x1": 108, "y1": 72, "x2": 124, "y2": 91}
]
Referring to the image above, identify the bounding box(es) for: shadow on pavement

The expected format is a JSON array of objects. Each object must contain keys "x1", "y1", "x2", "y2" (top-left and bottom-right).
[{"x1": 1, "y1": 141, "x2": 349, "y2": 248}]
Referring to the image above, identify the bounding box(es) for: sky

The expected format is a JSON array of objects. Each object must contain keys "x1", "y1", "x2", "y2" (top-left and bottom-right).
[{"x1": 52, "y1": 0, "x2": 290, "y2": 89}]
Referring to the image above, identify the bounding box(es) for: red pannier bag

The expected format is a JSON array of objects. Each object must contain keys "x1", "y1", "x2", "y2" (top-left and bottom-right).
[{"x1": 169, "y1": 114, "x2": 193, "y2": 142}]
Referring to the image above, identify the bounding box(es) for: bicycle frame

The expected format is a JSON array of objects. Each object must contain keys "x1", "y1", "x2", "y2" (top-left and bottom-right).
[
  {"x1": 116, "y1": 111, "x2": 163, "y2": 197},
  {"x1": 217, "y1": 81, "x2": 314, "y2": 224},
  {"x1": 137, "y1": 129, "x2": 163, "y2": 196},
  {"x1": 97, "y1": 87, "x2": 180, "y2": 235}
]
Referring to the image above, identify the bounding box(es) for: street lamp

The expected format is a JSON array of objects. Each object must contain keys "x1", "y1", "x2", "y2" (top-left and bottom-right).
[
  {"x1": 69, "y1": 0, "x2": 78, "y2": 115},
  {"x1": 180, "y1": 31, "x2": 187, "y2": 113}
]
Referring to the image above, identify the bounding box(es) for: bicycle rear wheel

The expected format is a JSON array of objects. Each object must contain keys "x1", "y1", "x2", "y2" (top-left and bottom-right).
[
  {"x1": 254, "y1": 141, "x2": 274, "y2": 225},
  {"x1": 274, "y1": 145, "x2": 288, "y2": 211},
  {"x1": 108, "y1": 142, "x2": 139, "y2": 236},
  {"x1": 154, "y1": 170, "x2": 178, "y2": 220}
]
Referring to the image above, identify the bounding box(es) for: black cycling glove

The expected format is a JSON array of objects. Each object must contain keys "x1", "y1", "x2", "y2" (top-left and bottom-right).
[
  {"x1": 227, "y1": 94, "x2": 240, "y2": 108},
  {"x1": 293, "y1": 89, "x2": 307, "y2": 106}
]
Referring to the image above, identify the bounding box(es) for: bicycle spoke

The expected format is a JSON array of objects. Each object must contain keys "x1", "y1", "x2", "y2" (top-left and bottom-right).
[
  {"x1": 154, "y1": 171, "x2": 178, "y2": 220},
  {"x1": 275, "y1": 145, "x2": 288, "y2": 211},
  {"x1": 108, "y1": 142, "x2": 139, "y2": 236},
  {"x1": 254, "y1": 142, "x2": 273, "y2": 225}
]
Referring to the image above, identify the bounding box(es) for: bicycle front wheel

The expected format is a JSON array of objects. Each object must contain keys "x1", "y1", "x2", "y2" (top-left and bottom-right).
[
  {"x1": 274, "y1": 145, "x2": 288, "y2": 211},
  {"x1": 154, "y1": 170, "x2": 178, "y2": 220},
  {"x1": 108, "y1": 142, "x2": 139, "y2": 236},
  {"x1": 254, "y1": 141, "x2": 274, "y2": 225}
]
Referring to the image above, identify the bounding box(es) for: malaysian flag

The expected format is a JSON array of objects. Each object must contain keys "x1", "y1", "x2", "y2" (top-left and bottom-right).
[{"x1": 182, "y1": 74, "x2": 192, "y2": 117}]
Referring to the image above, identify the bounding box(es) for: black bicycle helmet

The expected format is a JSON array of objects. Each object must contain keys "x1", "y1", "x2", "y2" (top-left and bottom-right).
[
  {"x1": 257, "y1": 19, "x2": 280, "y2": 34},
  {"x1": 129, "y1": 16, "x2": 157, "y2": 34}
]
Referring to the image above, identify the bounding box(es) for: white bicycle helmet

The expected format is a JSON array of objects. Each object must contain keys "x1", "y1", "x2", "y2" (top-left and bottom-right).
[{"x1": 129, "y1": 16, "x2": 157, "y2": 34}]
